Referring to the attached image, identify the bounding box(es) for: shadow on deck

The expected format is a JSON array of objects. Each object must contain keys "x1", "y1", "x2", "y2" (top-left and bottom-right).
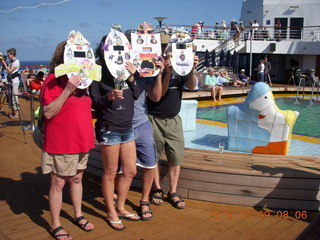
[{"x1": 0, "y1": 91, "x2": 319, "y2": 240}]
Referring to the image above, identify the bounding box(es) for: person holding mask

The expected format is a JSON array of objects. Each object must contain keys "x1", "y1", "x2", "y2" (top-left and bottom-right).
[
  {"x1": 128, "y1": 22, "x2": 165, "y2": 221},
  {"x1": 148, "y1": 45, "x2": 199, "y2": 209},
  {"x1": 1, "y1": 48, "x2": 20, "y2": 118},
  {"x1": 90, "y1": 35, "x2": 140, "y2": 231},
  {"x1": 41, "y1": 41, "x2": 95, "y2": 240}
]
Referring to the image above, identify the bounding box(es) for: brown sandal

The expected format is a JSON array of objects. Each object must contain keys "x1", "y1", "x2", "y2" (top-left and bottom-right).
[
  {"x1": 167, "y1": 192, "x2": 186, "y2": 210},
  {"x1": 150, "y1": 189, "x2": 164, "y2": 205}
]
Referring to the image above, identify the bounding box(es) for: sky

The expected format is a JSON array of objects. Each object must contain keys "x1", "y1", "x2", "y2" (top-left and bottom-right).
[{"x1": 0, "y1": 0, "x2": 243, "y2": 61}]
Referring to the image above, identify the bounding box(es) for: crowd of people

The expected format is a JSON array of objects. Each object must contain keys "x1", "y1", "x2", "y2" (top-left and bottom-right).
[
  {"x1": 189, "y1": 18, "x2": 287, "y2": 42},
  {"x1": 0, "y1": 26, "x2": 200, "y2": 239}
]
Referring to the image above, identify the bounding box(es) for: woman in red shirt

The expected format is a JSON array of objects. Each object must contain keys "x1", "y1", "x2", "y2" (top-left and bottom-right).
[{"x1": 41, "y1": 41, "x2": 95, "y2": 240}]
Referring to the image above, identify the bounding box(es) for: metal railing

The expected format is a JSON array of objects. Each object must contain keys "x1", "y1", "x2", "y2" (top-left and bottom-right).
[{"x1": 160, "y1": 24, "x2": 320, "y2": 42}]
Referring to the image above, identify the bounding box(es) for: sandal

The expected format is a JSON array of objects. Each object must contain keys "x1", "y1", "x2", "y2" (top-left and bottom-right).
[
  {"x1": 150, "y1": 189, "x2": 164, "y2": 205},
  {"x1": 8, "y1": 114, "x2": 19, "y2": 119},
  {"x1": 106, "y1": 218, "x2": 126, "y2": 231},
  {"x1": 50, "y1": 226, "x2": 72, "y2": 240},
  {"x1": 74, "y1": 216, "x2": 94, "y2": 232},
  {"x1": 167, "y1": 192, "x2": 186, "y2": 210},
  {"x1": 139, "y1": 200, "x2": 153, "y2": 221}
]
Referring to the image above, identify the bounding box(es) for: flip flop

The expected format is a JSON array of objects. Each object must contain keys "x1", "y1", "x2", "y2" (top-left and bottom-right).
[
  {"x1": 50, "y1": 226, "x2": 72, "y2": 240},
  {"x1": 106, "y1": 219, "x2": 126, "y2": 231},
  {"x1": 73, "y1": 216, "x2": 94, "y2": 232},
  {"x1": 118, "y1": 213, "x2": 140, "y2": 221}
]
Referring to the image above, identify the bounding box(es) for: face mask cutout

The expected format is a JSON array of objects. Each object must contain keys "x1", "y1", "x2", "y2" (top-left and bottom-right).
[{"x1": 55, "y1": 30, "x2": 101, "y2": 89}]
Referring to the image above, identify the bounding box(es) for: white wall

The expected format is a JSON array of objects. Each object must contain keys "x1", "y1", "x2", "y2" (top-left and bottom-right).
[
  {"x1": 244, "y1": 40, "x2": 320, "y2": 55},
  {"x1": 241, "y1": 0, "x2": 320, "y2": 27}
]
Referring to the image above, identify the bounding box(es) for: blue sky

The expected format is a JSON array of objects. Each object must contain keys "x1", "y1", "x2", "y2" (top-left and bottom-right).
[{"x1": 0, "y1": 0, "x2": 242, "y2": 61}]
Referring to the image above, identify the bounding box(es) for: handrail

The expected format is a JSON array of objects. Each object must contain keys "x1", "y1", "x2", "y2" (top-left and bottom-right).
[{"x1": 162, "y1": 24, "x2": 320, "y2": 42}]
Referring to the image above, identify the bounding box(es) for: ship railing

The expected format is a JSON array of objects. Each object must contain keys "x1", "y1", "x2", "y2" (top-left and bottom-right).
[
  {"x1": 161, "y1": 24, "x2": 320, "y2": 42},
  {"x1": 295, "y1": 74, "x2": 320, "y2": 104}
]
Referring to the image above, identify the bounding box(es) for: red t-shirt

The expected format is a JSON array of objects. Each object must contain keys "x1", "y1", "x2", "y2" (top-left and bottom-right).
[
  {"x1": 30, "y1": 79, "x2": 43, "y2": 90},
  {"x1": 41, "y1": 74, "x2": 94, "y2": 154}
]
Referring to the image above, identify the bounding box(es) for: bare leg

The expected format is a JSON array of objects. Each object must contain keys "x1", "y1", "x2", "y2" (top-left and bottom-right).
[
  {"x1": 69, "y1": 170, "x2": 94, "y2": 231},
  {"x1": 153, "y1": 163, "x2": 161, "y2": 189},
  {"x1": 168, "y1": 164, "x2": 185, "y2": 208},
  {"x1": 100, "y1": 144, "x2": 124, "y2": 230},
  {"x1": 151, "y1": 163, "x2": 163, "y2": 204},
  {"x1": 141, "y1": 168, "x2": 155, "y2": 218},
  {"x1": 116, "y1": 141, "x2": 139, "y2": 219},
  {"x1": 218, "y1": 87, "x2": 223, "y2": 101},
  {"x1": 211, "y1": 87, "x2": 216, "y2": 101},
  {"x1": 49, "y1": 173, "x2": 71, "y2": 237}
]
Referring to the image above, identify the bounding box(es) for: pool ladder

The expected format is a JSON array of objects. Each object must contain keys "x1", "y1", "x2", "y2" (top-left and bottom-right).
[{"x1": 295, "y1": 77, "x2": 319, "y2": 104}]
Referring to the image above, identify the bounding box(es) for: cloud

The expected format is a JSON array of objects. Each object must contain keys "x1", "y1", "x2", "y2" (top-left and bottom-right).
[
  {"x1": 78, "y1": 22, "x2": 92, "y2": 28},
  {"x1": 96, "y1": 1, "x2": 113, "y2": 7},
  {"x1": 8, "y1": 16, "x2": 22, "y2": 22},
  {"x1": 47, "y1": 19, "x2": 56, "y2": 24}
]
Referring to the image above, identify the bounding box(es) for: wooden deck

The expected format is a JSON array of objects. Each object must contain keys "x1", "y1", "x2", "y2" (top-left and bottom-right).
[
  {"x1": 182, "y1": 83, "x2": 317, "y2": 99},
  {"x1": 0, "y1": 93, "x2": 319, "y2": 239}
]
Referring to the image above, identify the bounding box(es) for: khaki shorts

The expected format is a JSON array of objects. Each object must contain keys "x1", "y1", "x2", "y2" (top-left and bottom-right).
[
  {"x1": 149, "y1": 115, "x2": 184, "y2": 165},
  {"x1": 41, "y1": 152, "x2": 89, "y2": 176}
]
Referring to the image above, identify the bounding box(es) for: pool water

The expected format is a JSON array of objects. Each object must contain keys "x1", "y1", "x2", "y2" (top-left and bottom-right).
[{"x1": 197, "y1": 98, "x2": 320, "y2": 138}]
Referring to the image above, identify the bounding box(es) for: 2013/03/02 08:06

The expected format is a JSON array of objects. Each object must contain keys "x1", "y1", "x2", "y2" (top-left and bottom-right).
[{"x1": 209, "y1": 210, "x2": 308, "y2": 220}]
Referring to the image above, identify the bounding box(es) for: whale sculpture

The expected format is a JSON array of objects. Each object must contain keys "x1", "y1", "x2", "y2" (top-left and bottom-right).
[{"x1": 227, "y1": 82, "x2": 299, "y2": 155}]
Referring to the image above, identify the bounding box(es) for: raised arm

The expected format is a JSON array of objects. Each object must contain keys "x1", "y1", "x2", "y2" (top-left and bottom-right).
[
  {"x1": 184, "y1": 55, "x2": 199, "y2": 90},
  {"x1": 147, "y1": 58, "x2": 164, "y2": 102},
  {"x1": 43, "y1": 75, "x2": 81, "y2": 119}
]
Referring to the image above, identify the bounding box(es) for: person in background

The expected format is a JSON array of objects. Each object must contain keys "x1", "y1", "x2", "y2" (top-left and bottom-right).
[
  {"x1": 257, "y1": 59, "x2": 265, "y2": 82},
  {"x1": 214, "y1": 20, "x2": 220, "y2": 39},
  {"x1": 29, "y1": 71, "x2": 44, "y2": 93},
  {"x1": 204, "y1": 67, "x2": 223, "y2": 101},
  {"x1": 148, "y1": 45, "x2": 199, "y2": 208},
  {"x1": 21, "y1": 67, "x2": 30, "y2": 92},
  {"x1": 274, "y1": 19, "x2": 282, "y2": 40},
  {"x1": 90, "y1": 35, "x2": 140, "y2": 231},
  {"x1": 26, "y1": 73, "x2": 35, "y2": 90},
  {"x1": 264, "y1": 56, "x2": 271, "y2": 83},
  {"x1": 191, "y1": 24, "x2": 197, "y2": 38},
  {"x1": 41, "y1": 41, "x2": 95, "y2": 240},
  {"x1": 252, "y1": 20, "x2": 260, "y2": 40},
  {"x1": 230, "y1": 18, "x2": 238, "y2": 37},
  {"x1": 0, "y1": 55, "x2": 8, "y2": 84},
  {"x1": 220, "y1": 20, "x2": 228, "y2": 39},
  {"x1": 1, "y1": 48, "x2": 20, "y2": 118},
  {"x1": 237, "y1": 69, "x2": 257, "y2": 86}
]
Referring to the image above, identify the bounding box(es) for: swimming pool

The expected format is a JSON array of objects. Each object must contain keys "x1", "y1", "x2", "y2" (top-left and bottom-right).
[
  {"x1": 197, "y1": 97, "x2": 320, "y2": 138},
  {"x1": 183, "y1": 95, "x2": 320, "y2": 156}
]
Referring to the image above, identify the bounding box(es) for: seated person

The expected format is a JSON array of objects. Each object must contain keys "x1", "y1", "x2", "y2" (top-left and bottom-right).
[
  {"x1": 308, "y1": 69, "x2": 319, "y2": 87},
  {"x1": 237, "y1": 69, "x2": 256, "y2": 86},
  {"x1": 26, "y1": 73, "x2": 35, "y2": 88},
  {"x1": 217, "y1": 71, "x2": 233, "y2": 85},
  {"x1": 204, "y1": 67, "x2": 223, "y2": 101},
  {"x1": 28, "y1": 71, "x2": 44, "y2": 93}
]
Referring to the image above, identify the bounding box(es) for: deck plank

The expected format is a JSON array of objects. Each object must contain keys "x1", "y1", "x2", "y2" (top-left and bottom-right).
[{"x1": 0, "y1": 95, "x2": 319, "y2": 240}]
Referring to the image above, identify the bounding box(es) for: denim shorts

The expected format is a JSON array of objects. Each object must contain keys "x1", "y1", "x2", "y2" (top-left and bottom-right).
[{"x1": 99, "y1": 127, "x2": 135, "y2": 146}]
